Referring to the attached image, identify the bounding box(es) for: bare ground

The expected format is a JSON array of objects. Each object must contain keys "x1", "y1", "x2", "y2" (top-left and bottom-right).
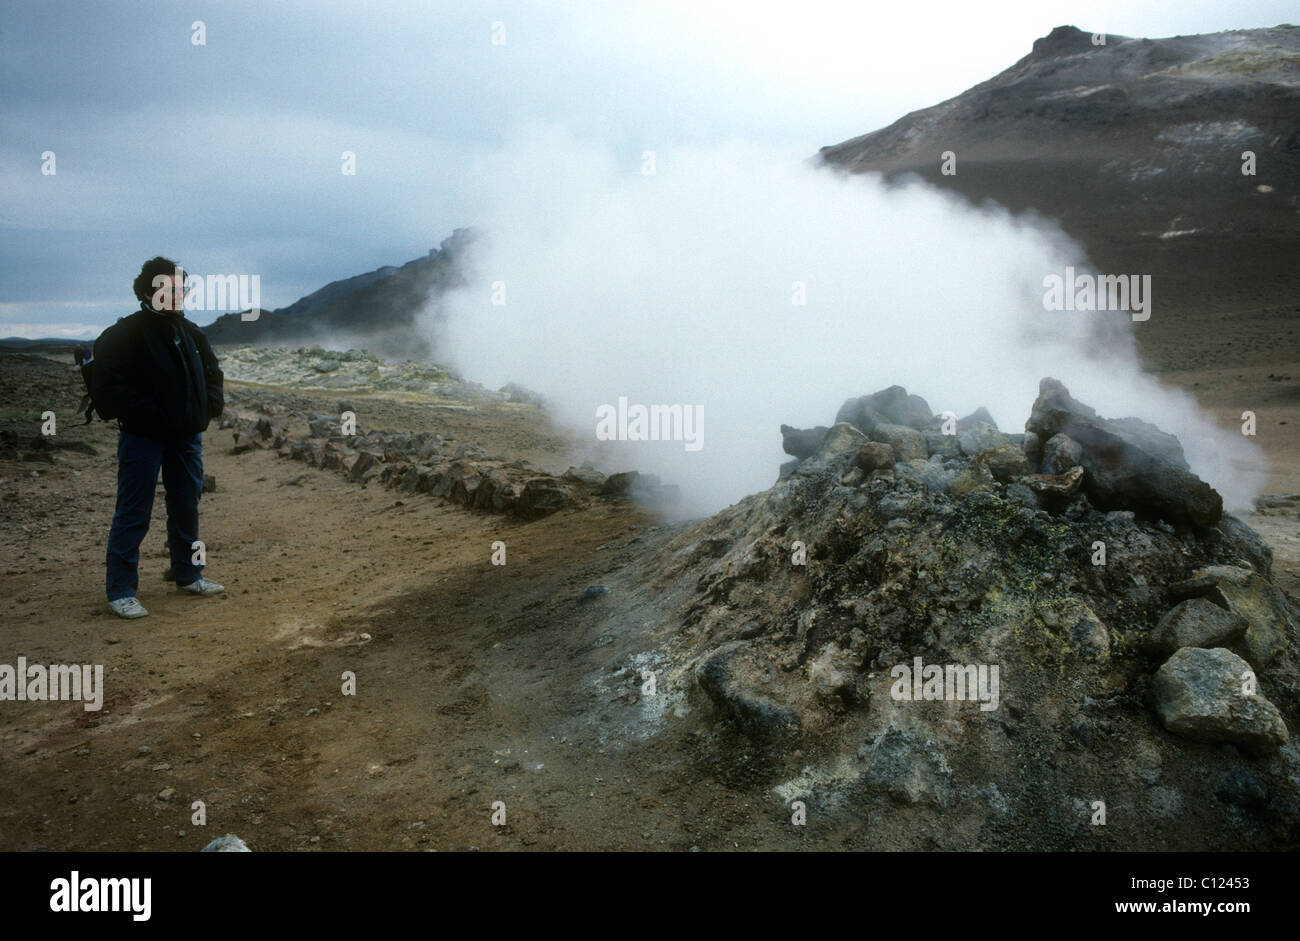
[{"x1": 0, "y1": 320, "x2": 1295, "y2": 850}]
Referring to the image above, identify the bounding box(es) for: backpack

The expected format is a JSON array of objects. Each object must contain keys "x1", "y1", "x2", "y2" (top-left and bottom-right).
[{"x1": 75, "y1": 328, "x2": 118, "y2": 424}]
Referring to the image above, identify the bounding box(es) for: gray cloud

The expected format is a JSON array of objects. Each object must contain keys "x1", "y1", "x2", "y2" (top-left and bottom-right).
[{"x1": 2, "y1": 0, "x2": 1293, "y2": 335}]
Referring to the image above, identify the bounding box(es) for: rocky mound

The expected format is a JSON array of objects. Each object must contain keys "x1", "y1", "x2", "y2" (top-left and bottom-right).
[{"x1": 597, "y1": 379, "x2": 1299, "y2": 849}]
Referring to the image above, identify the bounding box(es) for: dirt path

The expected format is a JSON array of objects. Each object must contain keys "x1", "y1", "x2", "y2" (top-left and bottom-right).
[{"x1": 0, "y1": 371, "x2": 824, "y2": 851}]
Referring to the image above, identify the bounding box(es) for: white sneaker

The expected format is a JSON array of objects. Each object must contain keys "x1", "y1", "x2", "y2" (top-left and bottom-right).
[
  {"x1": 109, "y1": 597, "x2": 149, "y2": 619},
  {"x1": 179, "y1": 576, "x2": 225, "y2": 596}
]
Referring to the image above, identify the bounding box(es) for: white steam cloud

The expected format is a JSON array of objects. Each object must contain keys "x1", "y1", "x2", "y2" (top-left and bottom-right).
[{"x1": 423, "y1": 125, "x2": 1264, "y2": 518}]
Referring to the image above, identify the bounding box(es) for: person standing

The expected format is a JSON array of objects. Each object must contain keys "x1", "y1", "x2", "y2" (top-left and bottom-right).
[{"x1": 92, "y1": 257, "x2": 226, "y2": 618}]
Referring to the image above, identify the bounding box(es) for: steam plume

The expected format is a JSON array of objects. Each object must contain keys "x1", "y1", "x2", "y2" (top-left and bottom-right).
[{"x1": 423, "y1": 125, "x2": 1265, "y2": 518}]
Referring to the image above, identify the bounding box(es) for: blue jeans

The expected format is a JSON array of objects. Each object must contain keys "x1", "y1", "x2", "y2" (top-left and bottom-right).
[{"x1": 106, "y1": 430, "x2": 204, "y2": 601}]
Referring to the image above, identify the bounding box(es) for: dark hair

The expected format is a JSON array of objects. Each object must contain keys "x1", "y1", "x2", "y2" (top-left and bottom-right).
[{"x1": 133, "y1": 256, "x2": 185, "y2": 305}]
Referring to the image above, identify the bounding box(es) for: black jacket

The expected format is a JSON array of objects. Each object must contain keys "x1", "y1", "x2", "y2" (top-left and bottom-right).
[{"x1": 91, "y1": 305, "x2": 224, "y2": 441}]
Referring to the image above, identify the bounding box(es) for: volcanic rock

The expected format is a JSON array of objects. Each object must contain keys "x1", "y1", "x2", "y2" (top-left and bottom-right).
[
  {"x1": 834, "y1": 397, "x2": 887, "y2": 435},
  {"x1": 780, "y1": 424, "x2": 829, "y2": 459},
  {"x1": 869, "y1": 423, "x2": 927, "y2": 462},
  {"x1": 1023, "y1": 465, "x2": 1085, "y2": 498},
  {"x1": 835, "y1": 385, "x2": 931, "y2": 434},
  {"x1": 957, "y1": 421, "x2": 1011, "y2": 457},
  {"x1": 347, "y1": 451, "x2": 378, "y2": 483},
  {"x1": 515, "y1": 478, "x2": 571, "y2": 519},
  {"x1": 599, "y1": 470, "x2": 675, "y2": 503},
  {"x1": 924, "y1": 429, "x2": 962, "y2": 460},
  {"x1": 807, "y1": 642, "x2": 858, "y2": 704},
  {"x1": 1143, "y1": 598, "x2": 1248, "y2": 657},
  {"x1": 1190, "y1": 565, "x2": 1292, "y2": 668},
  {"x1": 695, "y1": 642, "x2": 801, "y2": 737},
  {"x1": 869, "y1": 385, "x2": 934, "y2": 430},
  {"x1": 230, "y1": 430, "x2": 257, "y2": 454},
  {"x1": 794, "y1": 423, "x2": 868, "y2": 476},
  {"x1": 1207, "y1": 515, "x2": 1275, "y2": 579},
  {"x1": 1152, "y1": 647, "x2": 1289, "y2": 754},
  {"x1": 857, "y1": 441, "x2": 896, "y2": 472},
  {"x1": 859, "y1": 727, "x2": 952, "y2": 807},
  {"x1": 1040, "y1": 433, "x2": 1083, "y2": 475},
  {"x1": 1021, "y1": 430, "x2": 1044, "y2": 467},
  {"x1": 1025, "y1": 378, "x2": 1222, "y2": 525},
  {"x1": 980, "y1": 444, "x2": 1030, "y2": 483},
  {"x1": 613, "y1": 375, "x2": 1298, "y2": 848},
  {"x1": 562, "y1": 464, "x2": 607, "y2": 487},
  {"x1": 475, "y1": 470, "x2": 523, "y2": 512}
]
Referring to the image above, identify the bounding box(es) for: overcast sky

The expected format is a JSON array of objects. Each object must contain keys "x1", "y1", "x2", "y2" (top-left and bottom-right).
[{"x1": 2, "y1": 0, "x2": 1293, "y2": 338}]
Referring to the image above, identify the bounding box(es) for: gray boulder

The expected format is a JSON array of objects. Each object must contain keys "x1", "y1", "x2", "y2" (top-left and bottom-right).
[
  {"x1": 1143, "y1": 598, "x2": 1249, "y2": 657},
  {"x1": 980, "y1": 444, "x2": 1030, "y2": 483},
  {"x1": 924, "y1": 429, "x2": 961, "y2": 459},
  {"x1": 1208, "y1": 514, "x2": 1274, "y2": 579},
  {"x1": 1040, "y1": 433, "x2": 1083, "y2": 475},
  {"x1": 515, "y1": 478, "x2": 570, "y2": 518},
  {"x1": 957, "y1": 420, "x2": 1012, "y2": 457},
  {"x1": 1153, "y1": 647, "x2": 1288, "y2": 754},
  {"x1": 795, "y1": 423, "x2": 869, "y2": 476},
  {"x1": 869, "y1": 385, "x2": 934, "y2": 430},
  {"x1": 1189, "y1": 565, "x2": 1292, "y2": 668},
  {"x1": 562, "y1": 464, "x2": 607, "y2": 487},
  {"x1": 308, "y1": 415, "x2": 335, "y2": 438},
  {"x1": 857, "y1": 441, "x2": 896, "y2": 472},
  {"x1": 1021, "y1": 430, "x2": 1044, "y2": 468},
  {"x1": 695, "y1": 642, "x2": 800, "y2": 737},
  {"x1": 1025, "y1": 378, "x2": 1222, "y2": 525},
  {"x1": 600, "y1": 470, "x2": 661, "y2": 499},
  {"x1": 780, "y1": 424, "x2": 829, "y2": 460},
  {"x1": 869, "y1": 423, "x2": 927, "y2": 462},
  {"x1": 835, "y1": 397, "x2": 887, "y2": 435},
  {"x1": 474, "y1": 470, "x2": 523, "y2": 512},
  {"x1": 859, "y1": 727, "x2": 952, "y2": 807},
  {"x1": 836, "y1": 385, "x2": 932, "y2": 433},
  {"x1": 916, "y1": 460, "x2": 957, "y2": 492},
  {"x1": 1041, "y1": 598, "x2": 1109, "y2": 660}
]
